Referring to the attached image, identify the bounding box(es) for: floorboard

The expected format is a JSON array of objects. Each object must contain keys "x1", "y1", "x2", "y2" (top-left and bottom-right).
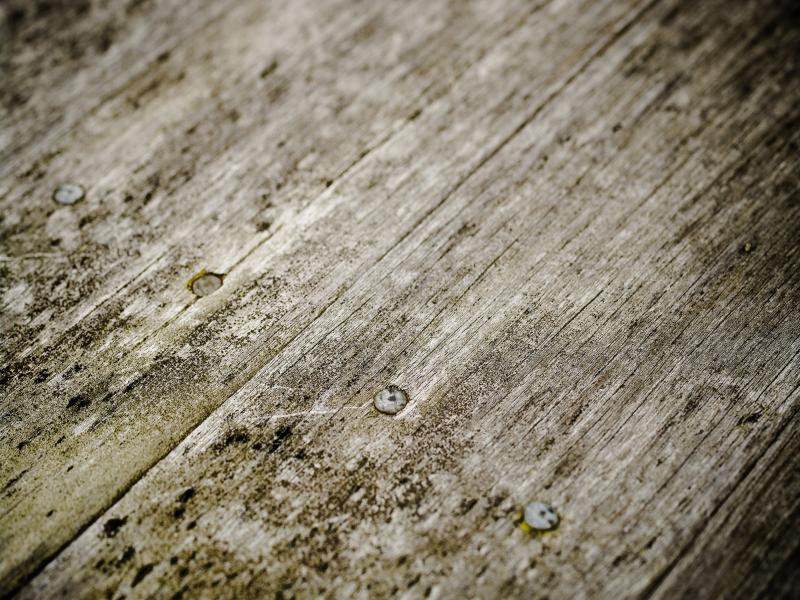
[{"x1": 1, "y1": 0, "x2": 799, "y2": 597}]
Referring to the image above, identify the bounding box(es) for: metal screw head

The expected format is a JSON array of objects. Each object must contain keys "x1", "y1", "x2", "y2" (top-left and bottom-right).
[
  {"x1": 523, "y1": 501, "x2": 559, "y2": 531},
  {"x1": 189, "y1": 272, "x2": 223, "y2": 297},
  {"x1": 53, "y1": 183, "x2": 85, "y2": 205},
  {"x1": 373, "y1": 385, "x2": 408, "y2": 415}
]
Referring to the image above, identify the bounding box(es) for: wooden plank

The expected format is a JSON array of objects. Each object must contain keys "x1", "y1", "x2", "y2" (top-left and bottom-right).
[
  {"x1": 2, "y1": 0, "x2": 587, "y2": 589},
  {"x1": 2, "y1": 0, "x2": 799, "y2": 597},
  {"x1": 1, "y1": 0, "x2": 230, "y2": 168}
]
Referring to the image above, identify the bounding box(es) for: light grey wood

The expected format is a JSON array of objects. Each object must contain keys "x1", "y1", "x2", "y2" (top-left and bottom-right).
[{"x1": 1, "y1": 0, "x2": 799, "y2": 598}]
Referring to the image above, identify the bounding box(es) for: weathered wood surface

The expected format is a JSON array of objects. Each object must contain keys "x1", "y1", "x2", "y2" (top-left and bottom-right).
[{"x1": 1, "y1": 0, "x2": 799, "y2": 597}]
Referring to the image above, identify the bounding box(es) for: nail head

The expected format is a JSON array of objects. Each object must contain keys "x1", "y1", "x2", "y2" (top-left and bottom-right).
[
  {"x1": 53, "y1": 183, "x2": 85, "y2": 205},
  {"x1": 523, "y1": 501, "x2": 559, "y2": 531},
  {"x1": 189, "y1": 272, "x2": 224, "y2": 297},
  {"x1": 373, "y1": 385, "x2": 408, "y2": 415}
]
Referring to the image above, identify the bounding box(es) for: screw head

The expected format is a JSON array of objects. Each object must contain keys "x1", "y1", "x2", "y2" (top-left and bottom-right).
[
  {"x1": 373, "y1": 385, "x2": 408, "y2": 415},
  {"x1": 523, "y1": 501, "x2": 559, "y2": 531},
  {"x1": 53, "y1": 183, "x2": 85, "y2": 205},
  {"x1": 189, "y1": 272, "x2": 223, "y2": 297}
]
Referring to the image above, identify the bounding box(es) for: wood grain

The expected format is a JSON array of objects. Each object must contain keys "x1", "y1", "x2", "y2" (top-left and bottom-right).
[{"x1": 1, "y1": 0, "x2": 799, "y2": 597}]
